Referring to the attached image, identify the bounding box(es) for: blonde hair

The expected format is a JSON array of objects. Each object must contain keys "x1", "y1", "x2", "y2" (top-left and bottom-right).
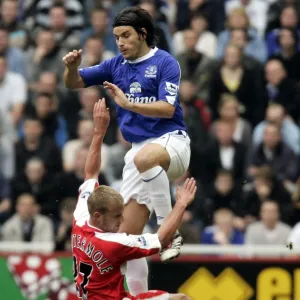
[
  {"x1": 226, "y1": 7, "x2": 250, "y2": 29},
  {"x1": 88, "y1": 185, "x2": 124, "y2": 215}
]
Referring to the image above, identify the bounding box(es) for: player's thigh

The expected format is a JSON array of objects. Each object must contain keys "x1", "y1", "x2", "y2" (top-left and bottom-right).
[
  {"x1": 118, "y1": 199, "x2": 150, "y2": 235},
  {"x1": 119, "y1": 147, "x2": 151, "y2": 235},
  {"x1": 152, "y1": 132, "x2": 191, "y2": 182},
  {"x1": 134, "y1": 143, "x2": 171, "y2": 173}
]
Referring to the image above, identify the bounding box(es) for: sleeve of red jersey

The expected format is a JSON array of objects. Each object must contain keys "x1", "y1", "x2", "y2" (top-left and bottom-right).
[
  {"x1": 95, "y1": 232, "x2": 161, "y2": 264},
  {"x1": 73, "y1": 179, "x2": 99, "y2": 223}
]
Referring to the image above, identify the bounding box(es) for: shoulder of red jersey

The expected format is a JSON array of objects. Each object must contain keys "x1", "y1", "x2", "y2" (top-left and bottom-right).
[{"x1": 73, "y1": 179, "x2": 99, "y2": 223}]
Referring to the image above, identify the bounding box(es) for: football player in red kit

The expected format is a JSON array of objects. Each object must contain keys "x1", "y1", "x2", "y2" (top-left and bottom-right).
[{"x1": 72, "y1": 99, "x2": 195, "y2": 300}]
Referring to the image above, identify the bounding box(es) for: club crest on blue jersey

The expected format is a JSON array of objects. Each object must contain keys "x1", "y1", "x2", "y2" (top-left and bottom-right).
[
  {"x1": 129, "y1": 82, "x2": 142, "y2": 94},
  {"x1": 145, "y1": 65, "x2": 157, "y2": 78}
]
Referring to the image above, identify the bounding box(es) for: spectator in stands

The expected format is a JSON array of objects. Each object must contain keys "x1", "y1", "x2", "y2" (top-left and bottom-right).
[
  {"x1": 245, "y1": 200, "x2": 291, "y2": 245},
  {"x1": 179, "y1": 80, "x2": 211, "y2": 179},
  {"x1": 266, "y1": 5, "x2": 300, "y2": 57},
  {"x1": 0, "y1": 26, "x2": 26, "y2": 77},
  {"x1": 243, "y1": 166, "x2": 293, "y2": 225},
  {"x1": 66, "y1": 87, "x2": 99, "y2": 139},
  {"x1": 106, "y1": 129, "x2": 131, "y2": 190},
  {"x1": 81, "y1": 35, "x2": 115, "y2": 68},
  {"x1": 27, "y1": 71, "x2": 65, "y2": 111},
  {"x1": 210, "y1": 44, "x2": 265, "y2": 126},
  {"x1": 175, "y1": 0, "x2": 226, "y2": 35},
  {"x1": 253, "y1": 103, "x2": 300, "y2": 155},
  {"x1": 0, "y1": 55, "x2": 26, "y2": 126},
  {"x1": 270, "y1": 28, "x2": 300, "y2": 81},
  {"x1": 138, "y1": 0, "x2": 171, "y2": 53},
  {"x1": 80, "y1": 6, "x2": 117, "y2": 54},
  {"x1": 217, "y1": 8, "x2": 266, "y2": 63},
  {"x1": 202, "y1": 120, "x2": 246, "y2": 189},
  {"x1": 0, "y1": 0, "x2": 28, "y2": 49},
  {"x1": 265, "y1": 59, "x2": 300, "y2": 122},
  {"x1": 55, "y1": 197, "x2": 76, "y2": 251},
  {"x1": 230, "y1": 28, "x2": 266, "y2": 64},
  {"x1": 173, "y1": 12, "x2": 217, "y2": 58},
  {"x1": 11, "y1": 158, "x2": 58, "y2": 218},
  {"x1": 266, "y1": 0, "x2": 300, "y2": 33},
  {"x1": 1, "y1": 194, "x2": 54, "y2": 242},
  {"x1": 35, "y1": 0, "x2": 84, "y2": 32},
  {"x1": 225, "y1": 0, "x2": 269, "y2": 37},
  {"x1": 211, "y1": 94, "x2": 252, "y2": 147},
  {"x1": 249, "y1": 123, "x2": 298, "y2": 182},
  {"x1": 176, "y1": 29, "x2": 217, "y2": 101},
  {"x1": 200, "y1": 169, "x2": 241, "y2": 226},
  {"x1": 19, "y1": 93, "x2": 68, "y2": 149},
  {"x1": 201, "y1": 208, "x2": 244, "y2": 245},
  {"x1": 62, "y1": 119, "x2": 108, "y2": 173},
  {"x1": 0, "y1": 109, "x2": 15, "y2": 179},
  {"x1": 58, "y1": 146, "x2": 108, "y2": 200},
  {"x1": 26, "y1": 29, "x2": 64, "y2": 84},
  {"x1": 229, "y1": 28, "x2": 266, "y2": 96},
  {"x1": 48, "y1": 4, "x2": 81, "y2": 51},
  {"x1": 0, "y1": 173, "x2": 11, "y2": 224},
  {"x1": 15, "y1": 116, "x2": 62, "y2": 174}
]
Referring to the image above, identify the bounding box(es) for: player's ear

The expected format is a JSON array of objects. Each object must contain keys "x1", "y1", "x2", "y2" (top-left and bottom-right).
[
  {"x1": 140, "y1": 28, "x2": 147, "y2": 41},
  {"x1": 93, "y1": 211, "x2": 102, "y2": 220}
]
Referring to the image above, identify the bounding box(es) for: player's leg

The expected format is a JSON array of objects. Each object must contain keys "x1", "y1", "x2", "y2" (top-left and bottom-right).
[
  {"x1": 119, "y1": 147, "x2": 152, "y2": 296},
  {"x1": 134, "y1": 143, "x2": 172, "y2": 225},
  {"x1": 134, "y1": 131, "x2": 191, "y2": 261},
  {"x1": 119, "y1": 199, "x2": 150, "y2": 296},
  {"x1": 134, "y1": 143, "x2": 172, "y2": 227}
]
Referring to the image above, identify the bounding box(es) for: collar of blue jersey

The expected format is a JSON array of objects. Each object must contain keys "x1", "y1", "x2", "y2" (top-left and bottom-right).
[{"x1": 125, "y1": 46, "x2": 158, "y2": 64}]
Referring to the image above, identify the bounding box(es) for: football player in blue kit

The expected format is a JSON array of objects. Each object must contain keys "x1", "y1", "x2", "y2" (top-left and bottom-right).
[{"x1": 63, "y1": 6, "x2": 191, "y2": 297}]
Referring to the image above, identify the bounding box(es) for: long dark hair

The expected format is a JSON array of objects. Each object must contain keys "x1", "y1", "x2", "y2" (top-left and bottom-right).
[{"x1": 113, "y1": 6, "x2": 158, "y2": 47}]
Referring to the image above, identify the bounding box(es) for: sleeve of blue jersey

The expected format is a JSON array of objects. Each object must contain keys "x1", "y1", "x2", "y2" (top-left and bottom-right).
[
  {"x1": 79, "y1": 59, "x2": 113, "y2": 87},
  {"x1": 158, "y1": 57, "x2": 181, "y2": 106}
]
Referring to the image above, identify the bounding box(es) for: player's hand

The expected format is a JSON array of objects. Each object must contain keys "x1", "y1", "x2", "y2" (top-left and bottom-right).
[
  {"x1": 62, "y1": 49, "x2": 83, "y2": 70},
  {"x1": 175, "y1": 178, "x2": 197, "y2": 207},
  {"x1": 93, "y1": 98, "x2": 110, "y2": 136},
  {"x1": 103, "y1": 81, "x2": 133, "y2": 110}
]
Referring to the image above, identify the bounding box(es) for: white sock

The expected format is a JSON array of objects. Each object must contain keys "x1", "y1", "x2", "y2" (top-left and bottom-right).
[
  {"x1": 126, "y1": 258, "x2": 149, "y2": 295},
  {"x1": 141, "y1": 166, "x2": 172, "y2": 225}
]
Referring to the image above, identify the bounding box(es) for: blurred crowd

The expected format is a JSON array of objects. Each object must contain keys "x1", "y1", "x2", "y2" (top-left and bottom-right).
[{"x1": 2, "y1": 0, "x2": 300, "y2": 251}]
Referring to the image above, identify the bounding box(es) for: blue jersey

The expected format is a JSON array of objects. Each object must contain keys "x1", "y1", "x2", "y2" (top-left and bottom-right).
[{"x1": 79, "y1": 47, "x2": 186, "y2": 143}]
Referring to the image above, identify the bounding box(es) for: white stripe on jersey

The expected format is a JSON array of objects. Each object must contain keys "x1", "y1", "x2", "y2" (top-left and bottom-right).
[{"x1": 95, "y1": 232, "x2": 161, "y2": 251}]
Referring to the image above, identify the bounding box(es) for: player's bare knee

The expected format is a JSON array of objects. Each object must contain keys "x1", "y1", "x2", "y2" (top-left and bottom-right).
[{"x1": 134, "y1": 152, "x2": 150, "y2": 173}]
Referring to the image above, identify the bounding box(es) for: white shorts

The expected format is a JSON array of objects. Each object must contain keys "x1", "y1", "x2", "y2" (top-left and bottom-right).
[{"x1": 120, "y1": 130, "x2": 191, "y2": 211}]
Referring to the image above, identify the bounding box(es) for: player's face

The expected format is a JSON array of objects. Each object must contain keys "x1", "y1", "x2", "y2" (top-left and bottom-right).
[
  {"x1": 102, "y1": 205, "x2": 124, "y2": 233},
  {"x1": 113, "y1": 26, "x2": 145, "y2": 60}
]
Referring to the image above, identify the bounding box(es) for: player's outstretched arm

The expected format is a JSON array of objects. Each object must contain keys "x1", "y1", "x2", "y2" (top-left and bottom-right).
[
  {"x1": 62, "y1": 50, "x2": 85, "y2": 89},
  {"x1": 157, "y1": 178, "x2": 197, "y2": 249},
  {"x1": 104, "y1": 81, "x2": 175, "y2": 118},
  {"x1": 84, "y1": 99, "x2": 110, "y2": 181}
]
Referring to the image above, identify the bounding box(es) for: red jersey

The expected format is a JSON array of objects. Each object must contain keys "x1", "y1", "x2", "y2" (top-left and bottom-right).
[{"x1": 72, "y1": 179, "x2": 163, "y2": 300}]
